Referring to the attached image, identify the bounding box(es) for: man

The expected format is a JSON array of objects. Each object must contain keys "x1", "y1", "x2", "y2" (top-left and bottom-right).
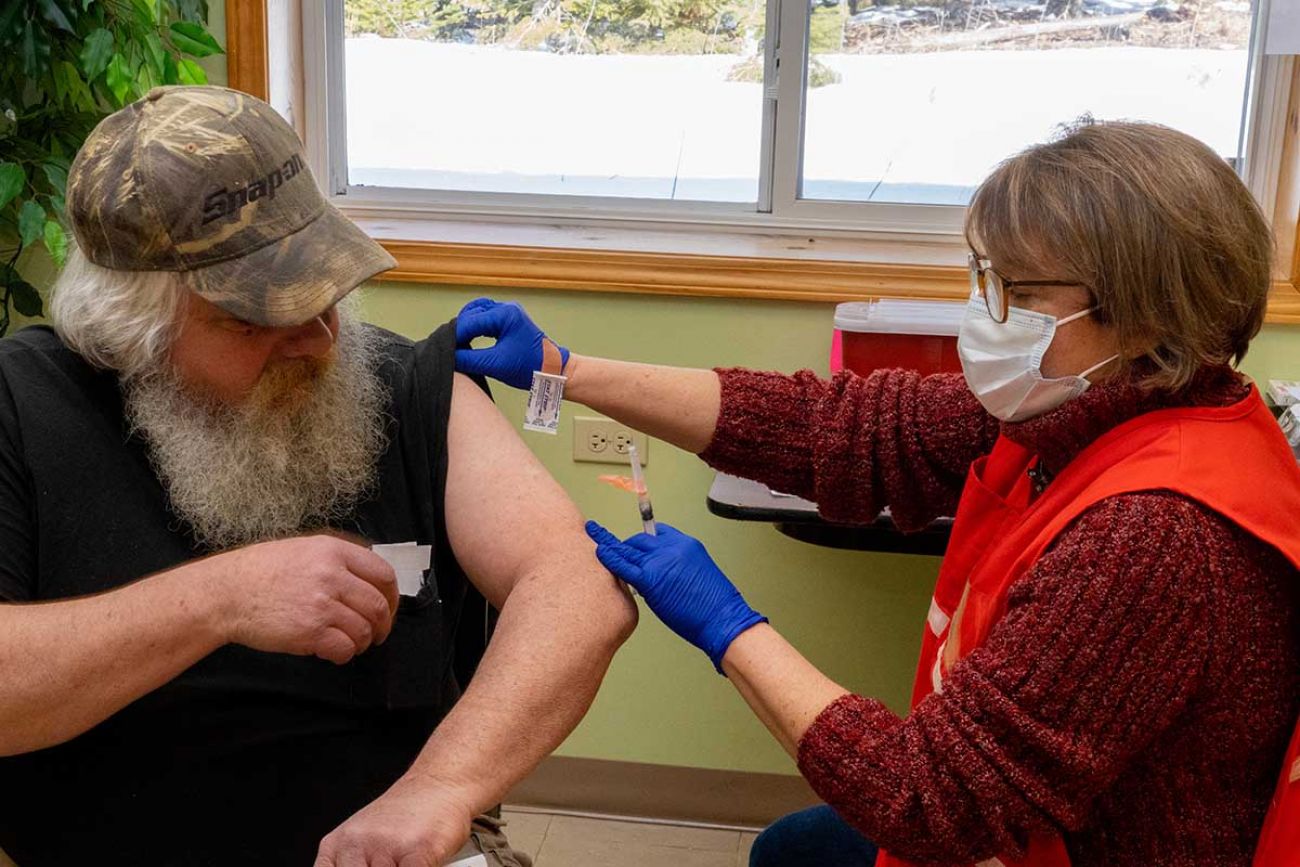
[{"x1": 0, "y1": 85, "x2": 637, "y2": 866}]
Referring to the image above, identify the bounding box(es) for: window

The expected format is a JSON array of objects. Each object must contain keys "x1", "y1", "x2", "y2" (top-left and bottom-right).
[
  {"x1": 800, "y1": 0, "x2": 1259, "y2": 207},
  {"x1": 302, "y1": 0, "x2": 1289, "y2": 241},
  {"x1": 342, "y1": 0, "x2": 765, "y2": 205}
]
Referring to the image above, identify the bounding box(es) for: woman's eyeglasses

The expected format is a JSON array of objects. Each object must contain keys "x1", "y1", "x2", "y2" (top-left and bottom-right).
[{"x1": 968, "y1": 252, "x2": 1083, "y2": 323}]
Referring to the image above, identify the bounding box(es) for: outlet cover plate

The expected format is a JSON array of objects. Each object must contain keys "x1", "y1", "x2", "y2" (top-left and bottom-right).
[{"x1": 573, "y1": 417, "x2": 649, "y2": 465}]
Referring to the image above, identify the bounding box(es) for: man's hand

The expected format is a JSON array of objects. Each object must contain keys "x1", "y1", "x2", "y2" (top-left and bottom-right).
[
  {"x1": 207, "y1": 535, "x2": 399, "y2": 665},
  {"x1": 0, "y1": 534, "x2": 400, "y2": 757},
  {"x1": 314, "y1": 775, "x2": 476, "y2": 867}
]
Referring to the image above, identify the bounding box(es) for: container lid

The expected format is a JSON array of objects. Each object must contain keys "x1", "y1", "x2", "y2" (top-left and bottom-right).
[{"x1": 834, "y1": 298, "x2": 966, "y2": 337}]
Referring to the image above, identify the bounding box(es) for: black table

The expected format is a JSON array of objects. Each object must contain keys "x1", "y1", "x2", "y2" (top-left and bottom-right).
[{"x1": 707, "y1": 473, "x2": 952, "y2": 556}]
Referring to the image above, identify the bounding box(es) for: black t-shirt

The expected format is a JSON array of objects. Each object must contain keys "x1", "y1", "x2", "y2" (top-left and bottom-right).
[{"x1": 0, "y1": 323, "x2": 485, "y2": 866}]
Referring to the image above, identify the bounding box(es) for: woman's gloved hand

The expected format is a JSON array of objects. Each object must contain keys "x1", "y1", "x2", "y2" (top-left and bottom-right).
[
  {"x1": 454, "y1": 298, "x2": 570, "y2": 390},
  {"x1": 586, "y1": 521, "x2": 767, "y2": 673}
]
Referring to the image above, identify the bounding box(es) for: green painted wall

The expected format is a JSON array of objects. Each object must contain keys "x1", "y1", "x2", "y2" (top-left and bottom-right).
[{"x1": 204, "y1": 1, "x2": 228, "y2": 86}]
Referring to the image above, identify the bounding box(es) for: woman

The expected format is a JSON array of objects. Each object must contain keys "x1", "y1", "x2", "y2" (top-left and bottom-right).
[{"x1": 454, "y1": 120, "x2": 1300, "y2": 866}]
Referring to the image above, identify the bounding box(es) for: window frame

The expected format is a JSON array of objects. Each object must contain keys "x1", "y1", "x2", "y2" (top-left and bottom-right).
[
  {"x1": 226, "y1": 0, "x2": 1300, "y2": 322},
  {"x1": 306, "y1": 0, "x2": 971, "y2": 237}
]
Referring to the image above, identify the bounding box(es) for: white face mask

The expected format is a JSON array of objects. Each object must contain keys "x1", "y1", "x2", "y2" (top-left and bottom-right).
[{"x1": 958, "y1": 294, "x2": 1119, "y2": 423}]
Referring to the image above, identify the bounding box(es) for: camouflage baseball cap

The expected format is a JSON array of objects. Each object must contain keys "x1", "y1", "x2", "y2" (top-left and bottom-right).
[{"x1": 66, "y1": 85, "x2": 395, "y2": 327}]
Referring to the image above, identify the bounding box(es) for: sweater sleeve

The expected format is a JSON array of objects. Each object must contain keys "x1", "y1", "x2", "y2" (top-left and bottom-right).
[
  {"x1": 794, "y1": 492, "x2": 1227, "y2": 865},
  {"x1": 698, "y1": 368, "x2": 999, "y2": 529}
]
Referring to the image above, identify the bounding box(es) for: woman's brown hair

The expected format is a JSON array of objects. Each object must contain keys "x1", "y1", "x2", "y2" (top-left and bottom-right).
[{"x1": 964, "y1": 118, "x2": 1274, "y2": 391}]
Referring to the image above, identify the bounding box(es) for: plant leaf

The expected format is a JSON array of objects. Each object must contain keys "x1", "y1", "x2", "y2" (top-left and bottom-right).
[
  {"x1": 21, "y1": 21, "x2": 52, "y2": 79},
  {"x1": 162, "y1": 52, "x2": 179, "y2": 85},
  {"x1": 9, "y1": 280, "x2": 43, "y2": 318},
  {"x1": 136, "y1": 62, "x2": 160, "y2": 94},
  {"x1": 41, "y1": 162, "x2": 67, "y2": 198},
  {"x1": 51, "y1": 57, "x2": 69, "y2": 105},
  {"x1": 80, "y1": 28, "x2": 114, "y2": 81},
  {"x1": 142, "y1": 31, "x2": 166, "y2": 78},
  {"x1": 48, "y1": 194, "x2": 65, "y2": 215},
  {"x1": 0, "y1": 3, "x2": 24, "y2": 45},
  {"x1": 177, "y1": 0, "x2": 209, "y2": 23},
  {"x1": 44, "y1": 221, "x2": 68, "y2": 267},
  {"x1": 170, "y1": 22, "x2": 224, "y2": 58},
  {"x1": 131, "y1": 0, "x2": 157, "y2": 26},
  {"x1": 18, "y1": 201, "x2": 46, "y2": 248},
  {"x1": 58, "y1": 61, "x2": 95, "y2": 110},
  {"x1": 36, "y1": 0, "x2": 74, "y2": 32},
  {"x1": 0, "y1": 163, "x2": 24, "y2": 211},
  {"x1": 176, "y1": 57, "x2": 206, "y2": 85},
  {"x1": 105, "y1": 53, "x2": 134, "y2": 105}
]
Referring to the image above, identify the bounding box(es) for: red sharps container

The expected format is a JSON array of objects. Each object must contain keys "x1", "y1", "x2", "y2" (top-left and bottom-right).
[{"x1": 832, "y1": 299, "x2": 966, "y2": 378}]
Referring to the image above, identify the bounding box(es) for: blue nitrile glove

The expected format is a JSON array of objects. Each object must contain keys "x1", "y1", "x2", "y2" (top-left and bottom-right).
[
  {"x1": 586, "y1": 521, "x2": 768, "y2": 674},
  {"x1": 454, "y1": 298, "x2": 570, "y2": 390}
]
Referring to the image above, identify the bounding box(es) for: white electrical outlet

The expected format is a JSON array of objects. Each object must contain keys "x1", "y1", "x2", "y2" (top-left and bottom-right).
[{"x1": 573, "y1": 417, "x2": 649, "y2": 465}]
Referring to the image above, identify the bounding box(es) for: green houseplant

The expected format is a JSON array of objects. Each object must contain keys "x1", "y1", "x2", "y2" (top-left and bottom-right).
[{"x1": 0, "y1": 0, "x2": 224, "y2": 336}]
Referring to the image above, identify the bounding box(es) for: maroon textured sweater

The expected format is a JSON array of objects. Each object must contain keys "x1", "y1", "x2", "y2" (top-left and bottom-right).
[{"x1": 700, "y1": 365, "x2": 1300, "y2": 867}]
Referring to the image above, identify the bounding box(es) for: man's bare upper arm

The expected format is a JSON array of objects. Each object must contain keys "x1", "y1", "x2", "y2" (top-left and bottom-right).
[{"x1": 443, "y1": 373, "x2": 597, "y2": 608}]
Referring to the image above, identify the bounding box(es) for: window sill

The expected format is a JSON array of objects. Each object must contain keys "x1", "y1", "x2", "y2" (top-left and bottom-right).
[
  {"x1": 354, "y1": 215, "x2": 1300, "y2": 323},
  {"x1": 357, "y1": 214, "x2": 973, "y2": 304}
]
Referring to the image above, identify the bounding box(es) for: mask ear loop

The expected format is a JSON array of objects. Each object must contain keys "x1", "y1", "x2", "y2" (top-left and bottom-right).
[
  {"x1": 1056, "y1": 305, "x2": 1098, "y2": 327},
  {"x1": 1079, "y1": 353, "x2": 1121, "y2": 380},
  {"x1": 1054, "y1": 305, "x2": 1120, "y2": 380}
]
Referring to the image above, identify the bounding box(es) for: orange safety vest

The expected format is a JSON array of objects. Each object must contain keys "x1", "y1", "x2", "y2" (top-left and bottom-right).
[{"x1": 875, "y1": 386, "x2": 1300, "y2": 867}]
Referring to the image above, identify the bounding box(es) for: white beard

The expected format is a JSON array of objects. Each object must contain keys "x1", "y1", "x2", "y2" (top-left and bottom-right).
[{"x1": 124, "y1": 309, "x2": 389, "y2": 551}]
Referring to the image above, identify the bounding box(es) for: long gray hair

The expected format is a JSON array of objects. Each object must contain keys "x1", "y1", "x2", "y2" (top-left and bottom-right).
[{"x1": 48, "y1": 247, "x2": 188, "y2": 380}]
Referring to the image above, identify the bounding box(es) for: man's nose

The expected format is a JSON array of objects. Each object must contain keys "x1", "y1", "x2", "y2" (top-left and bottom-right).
[{"x1": 277, "y1": 315, "x2": 335, "y2": 359}]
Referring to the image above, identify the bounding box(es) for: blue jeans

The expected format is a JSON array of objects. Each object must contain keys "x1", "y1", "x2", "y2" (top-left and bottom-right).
[{"x1": 750, "y1": 805, "x2": 879, "y2": 867}]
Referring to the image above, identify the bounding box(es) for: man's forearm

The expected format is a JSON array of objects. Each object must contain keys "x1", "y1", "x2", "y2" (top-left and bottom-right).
[
  {"x1": 402, "y1": 557, "x2": 636, "y2": 813},
  {"x1": 0, "y1": 563, "x2": 225, "y2": 756},
  {"x1": 563, "y1": 354, "x2": 721, "y2": 454}
]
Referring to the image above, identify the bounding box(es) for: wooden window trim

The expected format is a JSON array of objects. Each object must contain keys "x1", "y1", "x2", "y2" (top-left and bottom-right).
[
  {"x1": 227, "y1": 0, "x2": 1300, "y2": 323},
  {"x1": 226, "y1": 0, "x2": 268, "y2": 105}
]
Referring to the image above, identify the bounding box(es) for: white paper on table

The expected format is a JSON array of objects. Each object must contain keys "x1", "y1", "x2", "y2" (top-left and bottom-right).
[
  {"x1": 445, "y1": 853, "x2": 489, "y2": 867},
  {"x1": 372, "y1": 542, "x2": 432, "y2": 596}
]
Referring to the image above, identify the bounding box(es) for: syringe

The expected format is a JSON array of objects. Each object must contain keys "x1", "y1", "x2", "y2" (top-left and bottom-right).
[{"x1": 628, "y1": 443, "x2": 656, "y2": 535}]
